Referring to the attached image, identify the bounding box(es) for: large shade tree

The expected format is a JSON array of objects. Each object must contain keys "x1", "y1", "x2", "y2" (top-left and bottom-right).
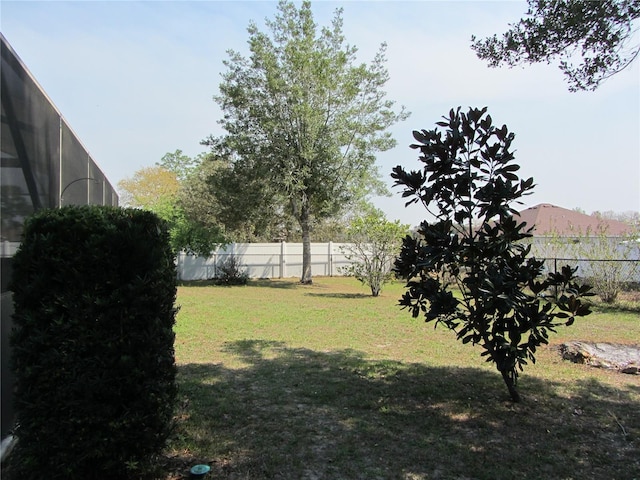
[
  {"x1": 188, "y1": 153, "x2": 297, "y2": 242},
  {"x1": 472, "y1": 0, "x2": 640, "y2": 91},
  {"x1": 205, "y1": 0, "x2": 408, "y2": 283}
]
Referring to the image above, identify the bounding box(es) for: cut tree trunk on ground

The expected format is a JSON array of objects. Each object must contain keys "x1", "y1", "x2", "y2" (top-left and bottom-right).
[{"x1": 559, "y1": 341, "x2": 640, "y2": 374}]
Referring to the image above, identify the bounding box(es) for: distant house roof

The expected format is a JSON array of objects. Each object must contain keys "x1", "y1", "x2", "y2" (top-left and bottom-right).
[{"x1": 514, "y1": 203, "x2": 632, "y2": 237}]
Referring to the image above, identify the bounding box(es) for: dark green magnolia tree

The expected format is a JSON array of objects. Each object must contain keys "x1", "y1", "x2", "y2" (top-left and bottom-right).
[
  {"x1": 472, "y1": 0, "x2": 640, "y2": 91},
  {"x1": 391, "y1": 107, "x2": 593, "y2": 402},
  {"x1": 205, "y1": 0, "x2": 408, "y2": 283}
]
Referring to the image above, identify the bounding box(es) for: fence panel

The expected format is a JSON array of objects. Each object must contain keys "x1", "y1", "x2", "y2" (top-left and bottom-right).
[
  {"x1": 177, "y1": 246, "x2": 640, "y2": 285},
  {"x1": 177, "y1": 242, "x2": 353, "y2": 281},
  {"x1": 540, "y1": 258, "x2": 640, "y2": 284}
]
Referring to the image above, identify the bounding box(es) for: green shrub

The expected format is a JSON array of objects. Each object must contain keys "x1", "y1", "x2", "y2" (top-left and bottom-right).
[
  {"x1": 339, "y1": 209, "x2": 409, "y2": 297},
  {"x1": 215, "y1": 254, "x2": 249, "y2": 285},
  {"x1": 8, "y1": 206, "x2": 177, "y2": 479}
]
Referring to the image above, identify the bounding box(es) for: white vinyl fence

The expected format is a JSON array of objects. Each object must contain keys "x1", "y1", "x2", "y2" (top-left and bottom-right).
[
  {"x1": 528, "y1": 237, "x2": 640, "y2": 282},
  {"x1": 176, "y1": 239, "x2": 640, "y2": 283},
  {"x1": 177, "y1": 242, "x2": 353, "y2": 280}
]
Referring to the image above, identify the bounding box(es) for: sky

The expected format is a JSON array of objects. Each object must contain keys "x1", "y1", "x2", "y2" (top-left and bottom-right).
[{"x1": 2, "y1": 0, "x2": 639, "y2": 227}]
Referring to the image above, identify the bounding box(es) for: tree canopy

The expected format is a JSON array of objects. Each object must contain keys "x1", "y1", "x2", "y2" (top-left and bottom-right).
[
  {"x1": 187, "y1": 154, "x2": 296, "y2": 243},
  {"x1": 117, "y1": 159, "x2": 225, "y2": 256},
  {"x1": 157, "y1": 149, "x2": 200, "y2": 182},
  {"x1": 117, "y1": 166, "x2": 180, "y2": 216},
  {"x1": 472, "y1": 0, "x2": 640, "y2": 91},
  {"x1": 205, "y1": 0, "x2": 408, "y2": 283}
]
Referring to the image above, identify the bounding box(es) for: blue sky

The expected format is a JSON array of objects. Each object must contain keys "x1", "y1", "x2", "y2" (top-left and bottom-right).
[{"x1": 2, "y1": 0, "x2": 639, "y2": 226}]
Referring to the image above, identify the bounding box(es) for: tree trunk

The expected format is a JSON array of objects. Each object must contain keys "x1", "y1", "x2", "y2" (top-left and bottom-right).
[
  {"x1": 500, "y1": 369, "x2": 521, "y2": 402},
  {"x1": 300, "y1": 205, "x2": 312, "y2": 284}
]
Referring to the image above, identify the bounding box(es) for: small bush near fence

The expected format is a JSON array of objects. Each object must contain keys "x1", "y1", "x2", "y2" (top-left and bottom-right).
[
  {"x1": 8, "y1": 206, "x2": 178, "y2": 480},
  {"x1": 542, "y1": 258, "x2": 640, "y2": 304},
  {"x1": 214, "y1": 255, "x2": 249, "y2": 285}
]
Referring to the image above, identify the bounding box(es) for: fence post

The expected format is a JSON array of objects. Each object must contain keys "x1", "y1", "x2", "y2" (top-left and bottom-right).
[
  {"x1": 554, "y1": 258, "x2": 558, "y2": 300},
  {"x1": 175, "y1": 252, "x2": 180, "y2": 281},
  {"x1": 280, "y1": 241, "x2": 286, "y2": 278},
  {"x1": 328, "y1": 241, "x2": 333, "y2": 276},
  {"x1": 213, "y1": 252, "x2": 218, "y2": 279}
]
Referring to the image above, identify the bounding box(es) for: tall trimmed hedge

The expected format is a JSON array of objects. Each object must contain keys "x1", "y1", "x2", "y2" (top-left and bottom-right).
[{"x1": 8, "y1": 206, "x2": 177, "y2": 479}]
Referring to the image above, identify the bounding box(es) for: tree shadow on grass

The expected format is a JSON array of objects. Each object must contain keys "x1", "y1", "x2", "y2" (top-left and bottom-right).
[
  {"x1": 247, "y1": 279, "x2": 300, "y2": 289},
  {"x1": 178, "y1": 280, "x2": 300, "y2": 289},
  {"x1": 165, "y1": 340, "x2": 640, "y2": 480},
  {"x1": 178, "y1": 280, "x2": 220, "y2": 287},
  {"x1": 222, "y1": 339, "x2": 287, "y2": 363},
  {"x1": 305, "y1": 292, "x2": 371, "y2": 299}
]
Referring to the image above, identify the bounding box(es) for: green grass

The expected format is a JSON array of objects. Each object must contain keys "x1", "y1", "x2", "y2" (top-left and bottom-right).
[{"x1": 163, "y1": 277, "x2": 640, "y2": 480}]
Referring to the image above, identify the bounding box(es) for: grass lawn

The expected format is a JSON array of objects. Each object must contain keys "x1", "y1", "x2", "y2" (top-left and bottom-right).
[{"x1": 162, "y1": 277, "x2": 640, "y2": 480}]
